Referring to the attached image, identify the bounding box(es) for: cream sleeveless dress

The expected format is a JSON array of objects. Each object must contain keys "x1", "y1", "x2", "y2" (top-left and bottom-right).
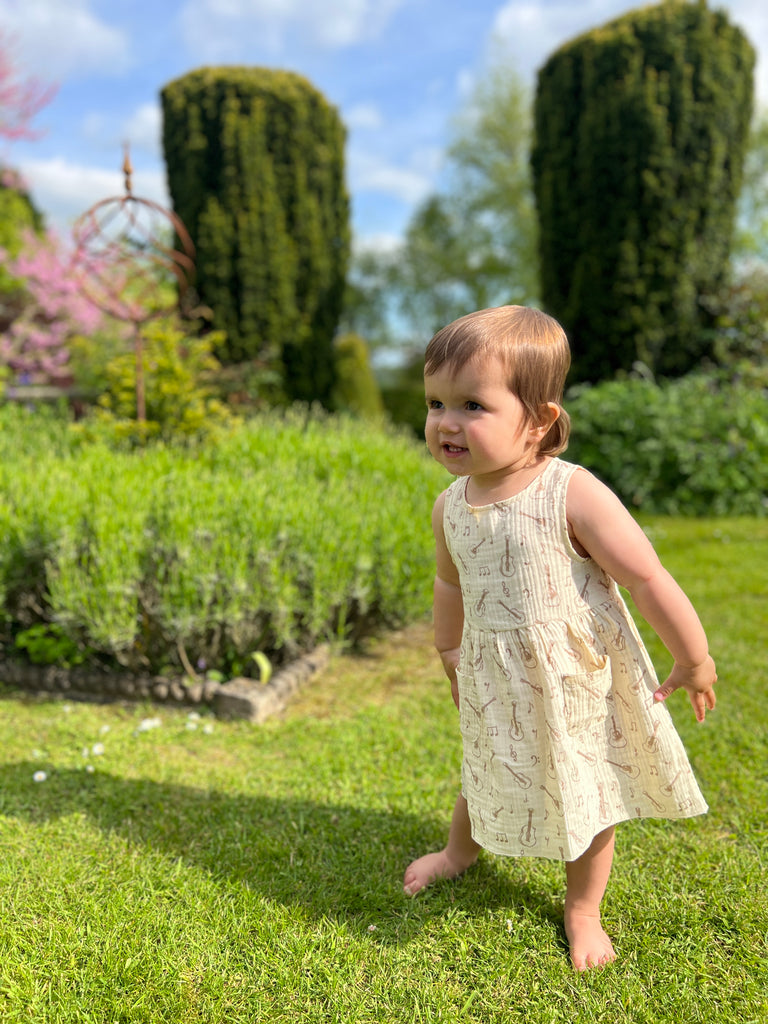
[{"x1": 444, "y1": 458, "x2": 707, "y2": 862}]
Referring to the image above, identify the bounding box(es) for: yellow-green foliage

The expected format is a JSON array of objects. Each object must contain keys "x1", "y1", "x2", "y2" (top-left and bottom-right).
[
  {"x1": 91, "y1": 318, "x2": 235, "y2": 443},
  {"x1": 0, "y1": 178, "x2": 43, "y2": 298},
  {"x1": 332, "y1": 332, "x2": 384, "y2": 419}
]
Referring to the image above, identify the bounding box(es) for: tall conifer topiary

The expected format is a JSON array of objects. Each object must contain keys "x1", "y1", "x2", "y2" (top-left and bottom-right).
[
  {"x1": 532, "y1": 1, "x2": 754, "y2": 382},
  {"x1": 161, "y1": 67, "x2": 350, "y2": 405}
]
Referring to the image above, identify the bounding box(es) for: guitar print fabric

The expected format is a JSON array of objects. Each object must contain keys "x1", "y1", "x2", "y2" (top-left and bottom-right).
[{"x1": 445, "y1": 459, "x2": 707, "y2": 861}]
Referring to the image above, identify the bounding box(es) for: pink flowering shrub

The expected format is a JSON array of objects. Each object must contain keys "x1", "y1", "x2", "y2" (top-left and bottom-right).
[{"x1": 0, "y1": 230, "x2": 109, "y2": 384}]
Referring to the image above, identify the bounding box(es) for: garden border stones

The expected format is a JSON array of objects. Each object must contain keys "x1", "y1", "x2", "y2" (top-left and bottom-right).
[{"x1": 0, "y1": 644, "x2": 330, "y2": 722}]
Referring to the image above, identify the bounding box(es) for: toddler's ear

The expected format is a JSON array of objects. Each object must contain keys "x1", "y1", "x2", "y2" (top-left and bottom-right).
[{"x1": 532, "y1": 402, "x2": 560, "y2": 438}]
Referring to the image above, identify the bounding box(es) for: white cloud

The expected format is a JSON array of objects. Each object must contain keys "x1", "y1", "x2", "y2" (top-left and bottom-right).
[
  {"x1": 0, "y1": 0, "x2": 130, "y2": 79},
  {"x1": 179, "y1": 0, "x2": 406, "y2": 59},
  {"x1": 493, "y1": 0, "x2": 768, "y2": 106},
  {"x1": 729, "y1": 1, "x2": 768, "y2": 107},
  {"x1": 492, "y1": 0, "x2": 619, "y2": 81},
  {"x1": 122, "y1": 103, "x2": 163, "y2": 156},
  {"x1": 348, "y1": 151, "x2": 436, "y2": 206},
  {"x1": 344, "y1": 103, "x2": 383, "y2": 131},
  {"x1": 80, "y1": 104, "x2": 162, "y2": 161},
  {"x1": 19, "y1": 156, "x2": 169, "y2": 232}
]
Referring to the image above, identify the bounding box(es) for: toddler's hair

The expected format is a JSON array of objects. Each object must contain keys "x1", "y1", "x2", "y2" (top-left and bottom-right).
[{"x1": 424, "y1": 305, "x2": 571, "y2": 456}]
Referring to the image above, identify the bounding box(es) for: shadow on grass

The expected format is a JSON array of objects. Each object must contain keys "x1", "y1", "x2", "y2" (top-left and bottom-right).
[{"x1": 0, "y1": 760, "x2": 565, "y2": 948}]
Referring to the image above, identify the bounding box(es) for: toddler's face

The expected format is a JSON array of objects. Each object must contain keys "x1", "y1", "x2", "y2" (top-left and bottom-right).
[{"x1": 424, "y1": 354, "x2": 538, "y2": 483}]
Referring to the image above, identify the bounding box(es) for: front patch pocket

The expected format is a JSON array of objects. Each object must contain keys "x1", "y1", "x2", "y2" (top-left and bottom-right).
[{"x1": 562, "y1": 659, "x2": 612, "y2": 736}]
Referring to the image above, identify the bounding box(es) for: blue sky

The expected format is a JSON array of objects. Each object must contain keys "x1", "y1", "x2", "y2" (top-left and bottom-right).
[{"x1": 2, "y1": 0, "x2": 766, "y2": 251}]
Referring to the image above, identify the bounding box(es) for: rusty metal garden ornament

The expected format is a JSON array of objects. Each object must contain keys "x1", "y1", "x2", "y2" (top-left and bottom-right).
[{"x1": 70, "y1": 146, "x2": 196, "y2": 424}]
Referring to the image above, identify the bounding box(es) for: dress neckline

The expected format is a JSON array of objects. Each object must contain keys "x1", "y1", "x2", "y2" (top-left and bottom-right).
[{"x1": 462, "y1": 457, "x2": 559, "y2": 511}]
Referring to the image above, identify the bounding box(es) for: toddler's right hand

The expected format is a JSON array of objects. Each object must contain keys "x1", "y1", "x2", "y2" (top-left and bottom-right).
[{"x1": 439, "y1": 648, "x2": 461, "y2": 710}]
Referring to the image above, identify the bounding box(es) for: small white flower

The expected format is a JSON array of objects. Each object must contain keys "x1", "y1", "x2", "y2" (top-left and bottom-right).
[
  {"x1": 367, "y1": 924, "x2": 378, "y2": 933},
  {"x1": 99, "y1": 725, "x2": 110, "y2": 736},
  {"x1": 82, "y1": 747, "x2": 90, "y2": 758},
  {"x1": 506, "y1": 919, "x2": 514, "y2": 933},
  {"x1": 33, "y1": 771, "x2": 47, "y2": 783},
  {"x1": 185, "y1": 721, "x2": 198, "y2": 731},
  {"x1": 202, "y1": 723, "x2": 214, "y2": 735},
  {"x1": 136, "y1": 717, "x2": 162, "y2": 734},
  {"x1": 91, "y1": 742, "x2": 105, "y2": 756},
  {"x1": 85, "y1": 765, "x2": 95, "y2": 773},
  {"x1": 187, "y1": 712, "x2": 200, "y2": 722},
  {"x1": 32, "y1": 749, "x2": 43, "y2": 759}
]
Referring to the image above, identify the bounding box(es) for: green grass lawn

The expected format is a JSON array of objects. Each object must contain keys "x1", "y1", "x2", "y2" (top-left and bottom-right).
[{"x1": 0, "y1": 517, "x2": 766, "y2": 1023}]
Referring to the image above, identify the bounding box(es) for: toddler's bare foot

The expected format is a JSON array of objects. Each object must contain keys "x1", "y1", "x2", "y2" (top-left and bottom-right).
[
  {"x1": 564, "y1": 909, "x2": 616, "y2": 971},
  {"x1": 403, "y1": 848, "x2": 478, "y2": 895}
]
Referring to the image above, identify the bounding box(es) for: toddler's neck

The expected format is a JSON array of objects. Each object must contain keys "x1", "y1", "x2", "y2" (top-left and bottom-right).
[{"x1": 464, "y1": 455, "x2": 552, "y2": 507}]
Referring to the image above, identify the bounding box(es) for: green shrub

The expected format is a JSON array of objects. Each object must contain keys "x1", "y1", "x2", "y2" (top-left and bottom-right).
[
  {"x1": 332, "y1": 332, "x2": 384, "y2": 418},
  {"x1": 379, "y1": 351, "x2": 428, "y2": 438},
  {"x1": 77, "y1": 318, "x2": 235, "y2": 444},
  {"x1": 565, "y1": 372, "x2": 768, "y2": 515},
  {"x1": 0, "y1": 407, "x2": 449, "y2": 676},
  {"x1": 0, "y1": 173, "x2": 43, "y2": 305}
]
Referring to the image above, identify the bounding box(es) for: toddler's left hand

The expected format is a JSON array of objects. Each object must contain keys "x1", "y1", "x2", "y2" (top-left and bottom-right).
[{"x1": 654, "y1": 655, "x2": 717, "y2": 723}]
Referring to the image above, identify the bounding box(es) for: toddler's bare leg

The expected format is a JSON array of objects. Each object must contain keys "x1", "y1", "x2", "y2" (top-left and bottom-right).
[
  {"x1": 564, "y1": 826, "x2": 616, "y2": 970},
  {"x1": 403, "y1": 793, "x2": 481, "y2": 895}
]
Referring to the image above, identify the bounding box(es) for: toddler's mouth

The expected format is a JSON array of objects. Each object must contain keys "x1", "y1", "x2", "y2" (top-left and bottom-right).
[{"x1": 442, "y1": 443, "x2": 467, "y2": 454}]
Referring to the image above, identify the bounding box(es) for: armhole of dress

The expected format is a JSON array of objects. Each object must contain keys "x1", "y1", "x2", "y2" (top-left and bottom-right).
[
  {"x1": 559, "y1": 463, "x2": 592, "y2": 565},
  {"x1": 442, "y1": 480, "x2": 458, "y2": 561}
]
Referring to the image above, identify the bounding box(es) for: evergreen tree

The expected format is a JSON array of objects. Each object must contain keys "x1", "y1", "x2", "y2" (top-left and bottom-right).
[
  {"x1": 161, "y1": 67, "x2": 350, "y2": 405},
  {"x1": 532, "y1": 1, "x2": 754, "y2": 381}
]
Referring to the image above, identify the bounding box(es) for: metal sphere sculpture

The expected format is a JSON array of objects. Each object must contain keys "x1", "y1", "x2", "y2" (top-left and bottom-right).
[{"x1": 71, "y1": 147, "x2": 196, "y2": 424}]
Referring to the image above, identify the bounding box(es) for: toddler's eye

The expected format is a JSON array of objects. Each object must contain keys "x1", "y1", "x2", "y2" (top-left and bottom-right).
[
  {"x1": 466, "y1": 401, "x2": 483, "y2": 411},
  {"x1": 426, "y1": 399, "x2": 443, "y2": 410}
]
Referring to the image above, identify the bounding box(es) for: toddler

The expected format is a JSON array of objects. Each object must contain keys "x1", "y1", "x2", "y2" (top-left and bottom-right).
[{"x1": 403, "y1": 306, "x2": 716, "y2": 971}]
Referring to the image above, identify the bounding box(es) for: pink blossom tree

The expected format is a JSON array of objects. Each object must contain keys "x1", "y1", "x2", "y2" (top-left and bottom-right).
[
  {"x1": 0, "y1": 31, "x2": 56, "y2": 142},
  {"x1": 0, "y1": 230, "x2": 111, "y2": 384}
]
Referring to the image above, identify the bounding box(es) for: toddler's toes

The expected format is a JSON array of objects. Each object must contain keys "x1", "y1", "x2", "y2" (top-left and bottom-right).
[
  {"x1": 403, "y1": 850, "x2": 456, "y2": 895},
  {"x1": 565, "y1": 912, "x2": 616, "y2": 972}
]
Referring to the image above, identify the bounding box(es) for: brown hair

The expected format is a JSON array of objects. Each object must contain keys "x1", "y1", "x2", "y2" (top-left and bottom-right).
[{"x1": 424, "y1": 305, "x2": 571, "y2": 456}]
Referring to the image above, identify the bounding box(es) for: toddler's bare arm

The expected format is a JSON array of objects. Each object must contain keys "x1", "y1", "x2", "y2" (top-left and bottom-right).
[{"x1": 567, "y1": 469, "x2": 716, "y2": 721}]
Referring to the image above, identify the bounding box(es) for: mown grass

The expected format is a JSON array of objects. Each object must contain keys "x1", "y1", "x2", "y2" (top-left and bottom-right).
[{"x1": 0, "y1": 517, "x2": 766, "y2": 1023}]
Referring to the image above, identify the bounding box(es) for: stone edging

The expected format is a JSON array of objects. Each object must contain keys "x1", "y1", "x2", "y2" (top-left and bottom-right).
[{"x1": 0, "y1": 644, "x2": 331, "y2": 722}]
